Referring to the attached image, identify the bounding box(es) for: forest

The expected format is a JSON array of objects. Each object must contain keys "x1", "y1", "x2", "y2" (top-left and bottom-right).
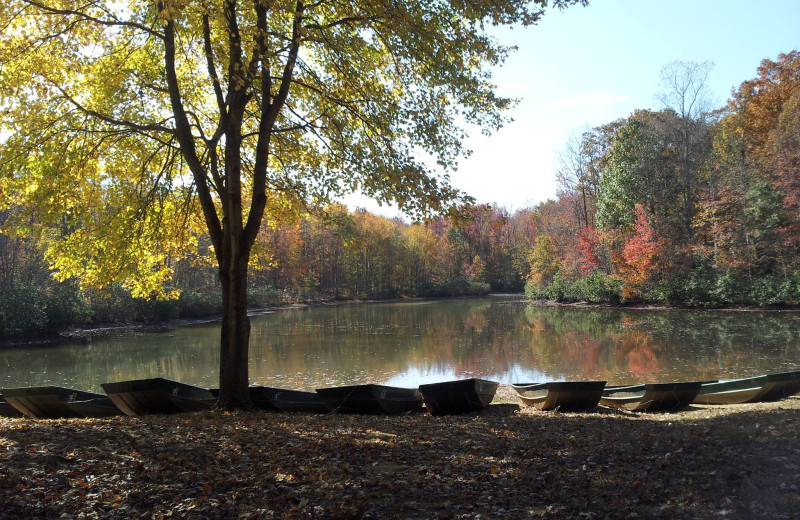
[{"x1": 0, "y1": 51, "x2": 798, "y2": 340}]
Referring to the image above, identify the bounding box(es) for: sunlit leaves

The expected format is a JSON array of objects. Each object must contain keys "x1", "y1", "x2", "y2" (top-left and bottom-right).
[
  {"x1": 695, "y1": 51, "x2": 800, "y2": 277},
  {"x1": 527, "y1": 235, "x2": 561, "y2": 290}
]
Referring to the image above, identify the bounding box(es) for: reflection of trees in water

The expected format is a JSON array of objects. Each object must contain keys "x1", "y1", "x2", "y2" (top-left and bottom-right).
[
  {"x1": 249, "y1": 299, "x2": 541, "y2": 387},
  {"x1": 3, "y1": 300, "x2": 799, "y2": 391},
  {"x1": 0, "y1": 329, "x2": 221, "y2": 392},
  {"x1": 524, "y1": 305, "x2": 800, "y2": 383},
  {"x1": 623, "y1": 332, "x2": 659, "y2": 381}
]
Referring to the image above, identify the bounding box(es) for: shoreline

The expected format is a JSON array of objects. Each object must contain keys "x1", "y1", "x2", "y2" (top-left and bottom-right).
[
  {"x1": 4, "y1": 293, "x2": 799, "y2": 350},
  {"x1": 0, "y1": 294, "x2": 504, "y2": 349}
]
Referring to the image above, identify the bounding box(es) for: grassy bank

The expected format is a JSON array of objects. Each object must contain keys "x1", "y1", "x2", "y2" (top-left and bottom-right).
[{"x1": 1, "y1": 387, "x2": 799, "y2": 519}]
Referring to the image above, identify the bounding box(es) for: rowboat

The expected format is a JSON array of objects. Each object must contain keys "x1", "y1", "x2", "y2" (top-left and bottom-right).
[
  {"x1": 0, "y1": 386, "x2": 121, "y2": 419},
  {"x1": 316, "y1": 384, "x2": 423, "y2": 414},
  {"x1": 753, "y1": 370, "x2": 800, "y2": 401},
  {"x1": 695, "y1": 370, "x2": 800, "y2": 405},
  {"x1": 418, "y1": 378, "x2": 498, "y2": 415},
  {"x1": 0, "y1": 393, "x2": 24, "y2": 417},
  {"x1": 249, "y1": 386, "x2": 328, "y2": 414},
  {"x1": 600, "y1": 381, "x2": 702, "y2": 412},
  {"x1": 65, "y1": 395, "x2": 123, "y2": 417},
  {"x1": 694, "y1": 376, "x2": 766, "y2": 404},
  {"x1": 694, "y1": 376, "x2": 767, "y2": 404},
  {"x1": 511, "y1": 381, "x2": 606, "y2": 411},
  {"x1": 102, "y1": 378, "x2": 217, "y2": 416}
]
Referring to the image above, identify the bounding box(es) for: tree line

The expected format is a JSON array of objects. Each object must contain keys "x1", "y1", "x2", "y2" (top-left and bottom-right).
[
  {"x1": 530, "y1": 52, "x2": 800, "y2": 307},
  {"x1": 0, "y1": 202, "x2": 538, "y2": 340}
]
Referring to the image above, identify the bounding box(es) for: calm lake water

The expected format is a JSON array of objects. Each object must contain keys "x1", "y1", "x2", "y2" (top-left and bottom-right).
[{"x1": 1, "y1": 296, "x2": 800, "y2": 393}]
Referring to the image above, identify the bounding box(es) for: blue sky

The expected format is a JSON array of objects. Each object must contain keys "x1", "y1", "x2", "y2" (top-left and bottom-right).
[{"x1": 348, "y1": 0, "x2": 800, "y2": 217}]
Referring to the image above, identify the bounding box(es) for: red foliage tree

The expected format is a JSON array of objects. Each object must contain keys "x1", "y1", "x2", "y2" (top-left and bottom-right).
[
  {"x1": 620, "y1": 205, "x2": 658, "y2": 299},
  {"x1": 576, "y1": 226, "x2": 604, "y2": 275}
]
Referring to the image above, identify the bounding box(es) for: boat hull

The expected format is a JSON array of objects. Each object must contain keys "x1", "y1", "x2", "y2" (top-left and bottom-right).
[
  {"x1": 418, "y1": 378, "x2": 498, "y2": 415},
  {"x1": 65, "y1": 397, "x2": 124, "y2": 417},
  {"x1": 249, "y1": 386, "x2": 328, "y2": 414},
  {"x1": 316, "y1": 384, "x2": 423, "y2": 414},
  {"x1": 753, "y1": 370, "x2": 800, "y2": 402},
  {"x1": 0, "y1": 394, "x2": 24, "y2": 417},
  {"x1": 0, "y1": 386, "x2": 119, "y2": 419},
  {"x1": 695, "y1": 370, "x2": 800, "y2": 404},
  {"x1": 695, "y1": 376, "x2": 768, "y2": 405},
  {"x1": 600, "y1": 382, "x2": 702, "y2": 412},
  {"x1": 512, "y1": 381, "x2": 606, "y2": 411},
  {"x1": 102, "y1": 378, "x2": 216, "y2": 416}
]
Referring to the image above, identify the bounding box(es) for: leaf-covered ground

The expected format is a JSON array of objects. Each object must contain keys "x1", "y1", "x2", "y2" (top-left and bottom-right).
[{"x1": 1, "y1": 387, "x2": 799, "y2": 519}]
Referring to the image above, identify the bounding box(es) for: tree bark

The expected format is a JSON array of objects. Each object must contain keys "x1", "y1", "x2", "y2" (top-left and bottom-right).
[{"x1": 218, "y1": 242, "x2": 252, "y2": 410}]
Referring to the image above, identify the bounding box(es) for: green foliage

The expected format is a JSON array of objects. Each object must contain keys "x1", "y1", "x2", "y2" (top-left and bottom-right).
[
  {"x1": 0, "y1": 282, "x2": 48, "y2": 338},
  {"x1": 248, "y1": 287, "x2": 284, "y2": 309},
  {"x1": 420, "y1": 278, "x2": 491, "y2": 298},
  {"x1": 176, "y1": 289, "x2": 223, "y2": 319},
  {"x1": 46, "y1": 282, "x2": 94, "y2": 331},
  {"x1": 746, "y1": 276, "x2": 793, "y2": 306},
  {"x1": 89, "y1": 285, "x2": 179, "y2": 324},
  {"x1": 526, "y1": 271, "x2": 622, "y2": 304},
  {"x1": 596, "y1": 119, "x2": 646, "y2": 231},
  {"x1": 575, "y1": 273, "x2": 623, "y2": 304},
  {"x1": 662, "y1": 255, "x2": 722, "y2": 307},
  {"x1": 0, "y1": 280, "x2": 91, "y2": 339}
]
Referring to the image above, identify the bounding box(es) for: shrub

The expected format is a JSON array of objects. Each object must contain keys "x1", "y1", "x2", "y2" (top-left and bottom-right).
[
  {"x1": 576, "y1": 273, "x2": 623, "y2": 304},
  {"x1": 248, "y1": 286, "x2": 284, "y2": 307},
  {"x1": 747, "y1": 276, "x2": 792, "y2": 306},
  {"x1": 0, "y1": 279, "x2": 92, "y2": 338},
  {"x1": 176, "y1": 289, "x2": 222, "y2": 318}
]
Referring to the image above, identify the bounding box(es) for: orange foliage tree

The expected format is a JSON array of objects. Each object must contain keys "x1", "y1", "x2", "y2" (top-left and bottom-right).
[{"x1": 619, "y1": 205, "x2": 659, "y2": 300}]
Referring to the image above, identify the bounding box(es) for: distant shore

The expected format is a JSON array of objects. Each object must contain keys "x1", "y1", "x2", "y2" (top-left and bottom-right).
[{"x1": 4, "y1": 293, "x2": 799, "y2": 350}]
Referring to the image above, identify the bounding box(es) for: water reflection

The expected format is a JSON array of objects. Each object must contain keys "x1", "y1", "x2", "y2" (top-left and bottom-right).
[{"x1": 0, "y1": 297, "x2": 799, "y2": 392}]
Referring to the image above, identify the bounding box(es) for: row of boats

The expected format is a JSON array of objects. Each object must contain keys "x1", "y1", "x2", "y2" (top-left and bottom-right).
[{"x1": 1, "y1": 370, "x2": 798, "y2": 419}]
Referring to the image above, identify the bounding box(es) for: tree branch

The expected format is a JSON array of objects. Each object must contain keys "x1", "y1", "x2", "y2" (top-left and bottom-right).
[
  {"x1": 202, "y1": 13, "x2": 227, "y2": 118},
  {"x1": 53, "y1": 84, "x2": 172, "y2": 134},
  {"x1": 161, "y1": 3, "x2": 222, "y2": 252},
  {"x1": 244, "y1": 0, "x2": 304, "y2": 246},
  {"x1": 21, "y1": 0, "x2": 163, "y2": 39}
]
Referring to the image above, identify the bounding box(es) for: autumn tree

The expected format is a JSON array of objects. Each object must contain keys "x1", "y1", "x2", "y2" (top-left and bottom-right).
[
  {"x1": 0, "y1": 0, "x2": 586, "y2": 408},
  {"x1": 575, "y1": 226, "x2": 604, "y2": 275},
  {"x1": 695, "y1": 51, "x2": 800, "y2": 279},
  {"x1": 772, "y1": 88, "x2": 800, "y2": 252},
  {"x1": 619, "y1": 204, "x2": 658, "y2": 300},
  {"x1": 658, "y1": 61, "x2": 715, "y2": 236},
  {"x1": 555, "y1": 121, "x2": 620, "y2": 229},
  {"x1": 527, "y1": 235, "x2": 561, "y2": 292}
]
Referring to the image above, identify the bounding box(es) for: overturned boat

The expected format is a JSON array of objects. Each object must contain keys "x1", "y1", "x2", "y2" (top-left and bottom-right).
[
  {"x1": 418, "y1": 378, "x2": 498, "y2": 415},
  {"x1": 0, "y1": 386, "x2": 121, "y2": 419},
  {"x1": 102, "y1": 378, "x2": 216, "y2": 416},
  {"x1": 600, "y1": 381, "x2": 702, "y2": 412},
  {"x1": 316, "y1": 384, "x2": 423, "y2": 414},
  {"x1": 512, "y1": 381, "x2": 606, "y2": 412}
]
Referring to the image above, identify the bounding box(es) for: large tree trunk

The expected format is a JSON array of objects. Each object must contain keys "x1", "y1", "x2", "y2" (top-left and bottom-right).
[{"x1": 217, "y1": 238, "x2": 253, "y2": 410}]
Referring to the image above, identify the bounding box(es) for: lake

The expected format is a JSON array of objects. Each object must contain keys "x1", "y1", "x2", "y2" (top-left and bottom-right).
[{"x1": 1, "y1": 296, "x2": 799, "y2": 393}]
